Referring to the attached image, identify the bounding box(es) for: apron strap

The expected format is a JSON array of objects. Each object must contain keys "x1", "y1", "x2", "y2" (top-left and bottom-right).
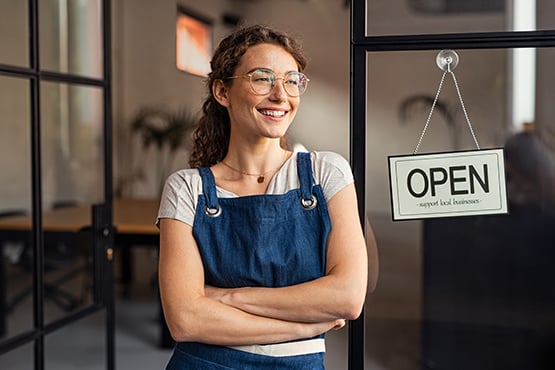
[
  {"x1": 297, "y1": 152, "x2": 317, "y2": 210},
  {"x1": 198, "y1": 167, "x2": 221, "y2": 217}
]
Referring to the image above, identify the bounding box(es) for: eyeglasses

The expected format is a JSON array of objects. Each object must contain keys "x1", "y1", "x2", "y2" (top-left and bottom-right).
[{"x1": 226, "y1": 68, "x2": 309, "y2": 97}]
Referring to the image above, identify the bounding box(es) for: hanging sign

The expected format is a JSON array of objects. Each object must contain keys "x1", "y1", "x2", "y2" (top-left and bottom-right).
[{"x1": 388, "y1": 149, "x2": 508, "y2": 220}]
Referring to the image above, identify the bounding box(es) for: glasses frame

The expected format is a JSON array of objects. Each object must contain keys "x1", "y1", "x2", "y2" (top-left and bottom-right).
[{"x1": 225, "y1": 68, "x2": 310, "y2": 97}]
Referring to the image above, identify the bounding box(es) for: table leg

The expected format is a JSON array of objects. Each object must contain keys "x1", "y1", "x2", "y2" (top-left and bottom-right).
[
  {"x1": 120, "y1": 246, "x2": 133, "y2": 297},
  {"x1": 0, "y1": 253, "x2": 6, "y2": 337}
]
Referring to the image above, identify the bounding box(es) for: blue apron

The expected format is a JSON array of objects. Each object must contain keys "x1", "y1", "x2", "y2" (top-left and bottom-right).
[{"x1": 166, "y1": 152, "x2": 332, "y2": 370}]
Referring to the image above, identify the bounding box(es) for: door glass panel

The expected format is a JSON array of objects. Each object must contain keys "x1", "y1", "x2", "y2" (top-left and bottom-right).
[
  {"x1": 0, "y1": 76, "x2": 33, "y2": 342},
  {"x1": 39, "y1": 0, "x2": 103, "y2": 78},
  {"x1": 365, "y1": 47, "x2": 555, "y2": 369},
  {"x1": 0, "y1": 342, "x2": 33, "y2": 368},
  {"x1": 40, "y1": 81, "x2": 104, "y2": 324},
  {"x1": 366, "y1": 0, "x2": 554, "y2": 36},
  {"x1": 0, "y1": 1, "x2": 28, "y2": 66},
  {"x1": 44, "y1": 310, "x2": 106, "y2": 369}
]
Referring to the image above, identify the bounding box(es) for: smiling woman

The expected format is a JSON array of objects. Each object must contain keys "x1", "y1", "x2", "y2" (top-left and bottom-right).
[{"x1": 156, "y1": 24, "x2": 373, "y2": 370}]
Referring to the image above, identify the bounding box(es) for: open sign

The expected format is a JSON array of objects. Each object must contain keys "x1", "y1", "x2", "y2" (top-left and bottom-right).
[{"x1": 388, "y1": 149, "x2": 508, "y2": 220}]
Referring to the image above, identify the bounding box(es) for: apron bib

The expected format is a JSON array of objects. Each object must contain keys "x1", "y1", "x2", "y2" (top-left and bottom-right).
[{"x1": 166, "y1": 152, "x2": 331, "y2": 370}]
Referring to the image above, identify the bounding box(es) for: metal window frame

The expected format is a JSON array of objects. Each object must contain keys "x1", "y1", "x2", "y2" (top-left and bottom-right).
[
  {"x1": 0, "y1": 1, "x2": 114, "y2": 369},
  {"x1": 349, "y1": 0, "x2": 555, "y2": 369}
]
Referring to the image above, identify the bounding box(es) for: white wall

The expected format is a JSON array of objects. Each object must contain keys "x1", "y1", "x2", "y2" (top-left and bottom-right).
[
  {"x1": 0, "y1": 1, "x2": 30, "y2": 211},
  {"x1": 112, "y1": 0, "x2": 235, "y2": 197}
]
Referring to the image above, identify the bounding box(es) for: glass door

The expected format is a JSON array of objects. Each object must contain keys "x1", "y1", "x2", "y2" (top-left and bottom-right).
[
  {"x1": 351, "y1": 1, "x2": 555, "y2": 369},
  {"x1": 0, "y1": 0, "x2": 114, "y2": 369}
]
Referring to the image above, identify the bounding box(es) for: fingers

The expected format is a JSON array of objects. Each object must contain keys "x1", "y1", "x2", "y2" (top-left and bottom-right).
[{"x1": 332, "y1": 319, "x2": 346, "y2": 330}]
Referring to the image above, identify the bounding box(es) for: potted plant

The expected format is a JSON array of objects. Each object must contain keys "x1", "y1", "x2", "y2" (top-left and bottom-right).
[{"x1": 121, "y1": 106, "x2": 197, "y2": 196}]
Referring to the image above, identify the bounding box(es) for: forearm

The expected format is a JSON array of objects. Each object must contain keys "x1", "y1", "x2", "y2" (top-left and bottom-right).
[
  {"x1": 159, "y1": 219, "x2": 342, "y2": 346},
  {"x1": 207, "y1": 185, "x2": 370, "y2": 323},
  {"x1": 207, "y1": 273, "x2": 366, "y2": 323},
  {"x1": 163, "y1": 293, "x2": 343, "y2": 346}
]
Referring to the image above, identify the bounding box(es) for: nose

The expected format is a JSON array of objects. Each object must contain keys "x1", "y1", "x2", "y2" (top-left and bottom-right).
[{"x1": 269, "y1": 77, "x2": 287, "y2": 101}]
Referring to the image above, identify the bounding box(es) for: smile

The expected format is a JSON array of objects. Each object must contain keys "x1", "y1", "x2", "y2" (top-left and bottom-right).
[{"x1": 258, "y1": 109, "x2": 286, "y2": 118}]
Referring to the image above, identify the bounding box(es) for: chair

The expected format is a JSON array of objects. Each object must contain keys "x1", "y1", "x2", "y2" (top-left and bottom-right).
[{"x1": 3, "y1": 202, "x2": 90, "y2": 314}]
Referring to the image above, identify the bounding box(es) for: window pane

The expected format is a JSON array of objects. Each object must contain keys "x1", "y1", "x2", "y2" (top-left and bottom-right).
[
  {"x1": 40, "y1": 0, "x2": 103, "y2": 78},
  {"x1": 0, "y1": 342, "x2": 34, "y2": 368},
  {"x1": 0, "y1": 76, "x2": 33, "y2": 342},
  {"x1": 45, "y1": 310, "x2": 106, "y2": 368},
  {"x1": 366, "y1": 0, "x2": 554, "y2": 36},
  {"x1": 365, "y1": 47, "x2": 555, "y2": 370},
  {"x1": 0, "y1": 1, "x2": 28, "y2": 66},
  {"x1": 40, "y1": 81, "x2": 104, "y2": 324}
]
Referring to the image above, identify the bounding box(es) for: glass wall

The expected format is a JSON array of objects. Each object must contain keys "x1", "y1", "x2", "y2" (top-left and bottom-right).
[
  {"x1": 361, "y1": 17, "x2": 555, "y2": 370},
  {"x1": 40, "y1": 82, "x2": 104, "y2": 325},
  {"x1": 40, "y1": 0, "x2": 103, "y2": 78},
  {"x1": 0, "y1": 1, "x2": 28, "y2": 66},
  {"x1": 0, "y1": 76, "x2": 32, "y2": 341},
  {"x1": 366, "y1": 0, "x2": 551, "y2": 36},
  {"x1": 0, "y1": 0, "x2": 111, "y2": 368}
]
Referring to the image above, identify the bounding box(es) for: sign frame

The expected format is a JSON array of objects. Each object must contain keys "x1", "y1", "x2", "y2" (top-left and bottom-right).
[{"x1": 388, "y1": 148, "x2": 509, "y2": 221}]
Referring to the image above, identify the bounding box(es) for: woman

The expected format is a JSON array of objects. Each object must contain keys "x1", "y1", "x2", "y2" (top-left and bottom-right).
[{"x1": 157, "y1": 24, "x2": 375, "y2": 369}]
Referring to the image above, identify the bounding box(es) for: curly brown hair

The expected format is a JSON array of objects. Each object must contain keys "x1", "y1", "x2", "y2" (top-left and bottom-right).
[{"x1": 188, "y1": 24, "x2": 308, "y2": 168}]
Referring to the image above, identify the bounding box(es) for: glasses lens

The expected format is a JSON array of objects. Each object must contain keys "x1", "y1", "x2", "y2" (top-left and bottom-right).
[
  {"x1": 248, "y1": 69, "x2": 308, "y2": 96},
  {"x1": 249, "y1": 69, "x2": 274, "y2": 95},
  {"x1": 284, "y1": 72, "x2": 308, "y2": 96}
]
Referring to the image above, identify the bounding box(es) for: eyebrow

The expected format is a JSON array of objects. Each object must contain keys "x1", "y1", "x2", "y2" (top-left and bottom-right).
[{"x1": 245, "y1": 67, "x2": 301, "y2": 74}]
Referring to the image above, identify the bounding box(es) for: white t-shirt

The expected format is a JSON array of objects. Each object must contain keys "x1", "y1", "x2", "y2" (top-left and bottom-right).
[{"x1": 157, "y1": 151, "x2": 354, "y2": 226}]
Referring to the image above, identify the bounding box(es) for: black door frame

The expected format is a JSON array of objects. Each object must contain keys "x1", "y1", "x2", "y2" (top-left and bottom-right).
[
  {"x1": 349, "y1": 1, "x2": 555, "y2": 369},
  {"x1": 0, "y1": 1, "x2": 114, "y2": 369}
]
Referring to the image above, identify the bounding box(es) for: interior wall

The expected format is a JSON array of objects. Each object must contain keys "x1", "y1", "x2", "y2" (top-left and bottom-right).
[
  {"x1": 0, "y1": 1, "x2": 30, "y2": 211},
  {"x1": 111, "y1": 0, "x2": 234, "y2": 198}
]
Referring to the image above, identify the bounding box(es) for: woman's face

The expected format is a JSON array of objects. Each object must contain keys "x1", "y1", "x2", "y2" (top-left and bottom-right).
[{"x1": 214, "y1": 43, "x2": 301, "y2": 143}]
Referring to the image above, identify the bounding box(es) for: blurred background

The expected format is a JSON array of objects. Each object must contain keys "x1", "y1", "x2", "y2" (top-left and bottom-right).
[{"x1": 1, "y1": 0, "x2": 554, "y2": 369}]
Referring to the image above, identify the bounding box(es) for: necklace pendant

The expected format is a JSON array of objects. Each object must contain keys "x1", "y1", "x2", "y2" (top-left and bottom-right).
[{"x1": 257, "y1": 176, "x2": 264, "y2": 183}]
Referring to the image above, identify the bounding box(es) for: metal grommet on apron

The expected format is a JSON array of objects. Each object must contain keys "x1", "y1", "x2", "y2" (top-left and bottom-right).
[
  {"x1": 297, "y1": 151, "x2": 318, "y2": 210},
  {"x1": 198, "y1": 167, "x2": 222, "y2": 217},
  {"x1": 167, "y1": 152, "x2": 331, "y2": 370}
]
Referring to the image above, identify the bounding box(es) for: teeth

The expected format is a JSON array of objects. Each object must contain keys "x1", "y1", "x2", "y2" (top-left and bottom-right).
[{"x1": 260, "y1": 110, "x2": 285, "y2": 117}]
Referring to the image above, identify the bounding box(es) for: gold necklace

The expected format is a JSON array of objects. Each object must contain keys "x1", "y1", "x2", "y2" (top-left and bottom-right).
[{"x1": 221, "y1": 151, "x2": 288, "y2": 183}]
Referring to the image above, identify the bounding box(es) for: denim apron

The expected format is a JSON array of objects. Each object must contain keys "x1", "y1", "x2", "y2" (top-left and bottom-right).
[{"x1": 165, "y1": 152, "x2": 332, "y2": 370}]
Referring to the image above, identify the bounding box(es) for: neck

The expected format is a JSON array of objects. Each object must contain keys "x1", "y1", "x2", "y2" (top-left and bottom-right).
[{"x1": 221, "y1": 148, "x2": 289, "y2": 183}]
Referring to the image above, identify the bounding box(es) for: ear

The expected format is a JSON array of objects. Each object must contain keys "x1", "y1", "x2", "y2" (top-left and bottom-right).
[{"x1": 212, "y1": 79, "x2": 230, "y2": 107}]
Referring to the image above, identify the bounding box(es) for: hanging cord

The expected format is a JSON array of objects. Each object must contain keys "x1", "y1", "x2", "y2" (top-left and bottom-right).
[
  {"x1": 450, "y1": 70, "x2": 480, "y2": 151},
  {"x1": 413, "y1": 71, "x2": 447, "y2": 154},
  {"x1": 413, "y1": 59, "x2": 481, "y2": 154}
]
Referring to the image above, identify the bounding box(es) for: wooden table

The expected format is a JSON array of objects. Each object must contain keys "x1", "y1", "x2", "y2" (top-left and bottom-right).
[
  {"x1": 0, "y1": 198, "x2": 159, "y2": 234},
  {"x1": 0, "y1": 198, "x2": 172, "y2": 348}
]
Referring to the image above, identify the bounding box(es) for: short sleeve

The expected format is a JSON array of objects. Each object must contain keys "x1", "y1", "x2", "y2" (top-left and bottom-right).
[
  {"x1": 311, "y1": 151, "x2": 354, "y2": 201},
  {"x1": 156, "y1": 169, "x2": 202, "y2": 227}
]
